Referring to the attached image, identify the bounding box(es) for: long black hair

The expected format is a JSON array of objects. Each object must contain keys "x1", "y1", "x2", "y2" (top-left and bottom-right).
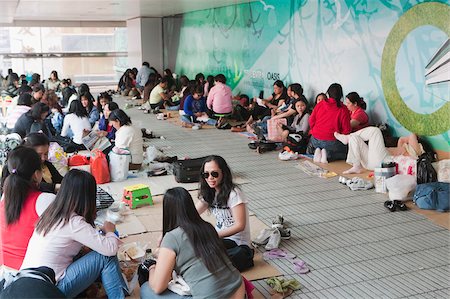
[
  {"x1": 68, "y1": 100, "x2": 88, "y2": 118},
  {"x1": 1, "y1": 146, "x2": 42, "y2": 225},
  {"x1": 199, "y1": 155, "x2": 236, "y2": 208},
  {"x1": 79, "y1": 91, "x2": 95, "y2": 113},
  {"x1": 30, "y1": 102, "x2": 50, "y2": 121},
  {"x1": 23, "y1": 132, "x2": 50, "y2": 147},
  {"x1": 327, "y1": 83, "x2": 343, "y2": 107},
  {"x1": 163, "y1": 187, "x2": 230, "y2": 273},
  {"x1": 108, "y1": 109, "x2": 132, "y2": 126},
  {"x1": 35, "y1": 169, "x2": 97, "y2": 236}
]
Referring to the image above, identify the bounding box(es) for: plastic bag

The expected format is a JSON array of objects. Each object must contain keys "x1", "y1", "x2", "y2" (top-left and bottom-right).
[
  {"x1": 145, "y1": 146, "x2": 165, "y2": 163},
  {"x1": 90, "y1": 149, "x2": 110, "y2": 184},
  {"x1": 48, "y1": 142, "x2": 69, "y2": 176},
  {"x1": 416, "y1": 153, "x2": 437, "y2": 184},
  {"x1": 435, "y1": 159, "x2": 450, "y2": 183},
  {"x1": 68, "y1": 154, "x2": 89, "y2": 166},
  {"x1": 109, "y1": 151, "x2": 131, "y2": 182},
  {"x1": 386, "y1": 174, "x2": 417, "y2": 200}
]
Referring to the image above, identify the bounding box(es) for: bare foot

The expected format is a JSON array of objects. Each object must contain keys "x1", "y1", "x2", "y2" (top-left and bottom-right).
[
  {"x1": 334, "y1": 132, "x2": 350, "y2": 145},
  {"x1": 181, "y1": 122, "x2": 193, "y2": 128},
  {"x1": 343, "y1": 165, "x2": 362, "y2": 174},
  {"x1": 246, "y1": 124, "x2": 255, "y2": 134}
]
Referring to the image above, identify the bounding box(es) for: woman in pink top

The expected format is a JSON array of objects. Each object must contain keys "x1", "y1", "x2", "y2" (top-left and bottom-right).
[
  {"x1": 21, "y1": 170, "x2": 128, "y2": 298},
  {"x1": 345, "y1": 92, "x2": 369, "y2": 132},
  {"x1": 206, "y1": 74, "x2": 233, "y2": 115}
]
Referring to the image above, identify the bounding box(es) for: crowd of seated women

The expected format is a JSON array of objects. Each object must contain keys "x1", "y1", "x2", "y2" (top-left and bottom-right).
[{"x1": 1, "y1": 65, "x2": 427, "y2": 298}]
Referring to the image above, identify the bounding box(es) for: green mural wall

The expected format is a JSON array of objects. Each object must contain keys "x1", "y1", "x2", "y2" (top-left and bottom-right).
[{"x1": 172, "y1": 0, "x2": 450, "y2": 152}]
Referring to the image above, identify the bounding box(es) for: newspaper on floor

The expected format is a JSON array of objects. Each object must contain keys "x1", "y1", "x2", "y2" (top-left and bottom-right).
[{"x1": 295, "y1": 160, "x2": 337, "y2": 178}]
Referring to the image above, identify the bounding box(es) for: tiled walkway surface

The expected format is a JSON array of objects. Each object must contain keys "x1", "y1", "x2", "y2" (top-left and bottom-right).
[{"x1": 123, "y1": 100, "x2": 449, "y2": 298}]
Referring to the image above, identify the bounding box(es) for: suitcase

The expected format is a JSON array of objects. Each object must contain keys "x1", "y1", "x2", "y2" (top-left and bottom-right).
[{"x1": 173, "y1": 157, "x2": 207, "y2": 183}]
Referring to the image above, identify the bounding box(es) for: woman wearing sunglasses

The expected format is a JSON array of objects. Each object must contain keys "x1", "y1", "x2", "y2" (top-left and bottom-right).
[{"x1": 196, "y1": 155, "x2": 254, "y2": 271}]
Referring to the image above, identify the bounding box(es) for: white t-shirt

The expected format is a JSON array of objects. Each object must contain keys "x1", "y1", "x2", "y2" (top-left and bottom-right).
[
  {"x1": 208, "y1": 188, "x2": 251, "y2": 246},
  {"x1": 21, "y1": 214, "x2": 120, "y2": 281},
  {"x1": 114, "y1": 125, "x2": 144, "y2": 164},
  {"x1": 149, "y1": 84, "x2": 165, "y2": 104},
  {"x1": 60, "y1": 114, "x2": 91, "y2": 145}
]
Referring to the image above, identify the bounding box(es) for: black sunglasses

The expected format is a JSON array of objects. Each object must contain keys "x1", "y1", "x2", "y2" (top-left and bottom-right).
[{"x1": 202, "y1": 171, "x2": 219, "y2": 179}]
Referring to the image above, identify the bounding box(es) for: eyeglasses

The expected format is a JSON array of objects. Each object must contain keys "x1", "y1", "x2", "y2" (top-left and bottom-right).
[{"x1": 202, "y1": 171, "x2": 219, "y2": 179}]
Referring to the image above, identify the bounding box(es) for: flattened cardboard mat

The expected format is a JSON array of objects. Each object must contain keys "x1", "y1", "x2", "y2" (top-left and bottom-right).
[{"x1": 101, "y1": 173, "x2": 250, "y2": 200}]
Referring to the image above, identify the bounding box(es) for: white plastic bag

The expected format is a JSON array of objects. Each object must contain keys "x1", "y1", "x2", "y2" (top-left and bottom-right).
[
  {"x1": 145, "y1": 146, "x2": 165, "y2": 163},
  {"x1": 109, "y1": 151, "x2": 130, "y2": 182},
  {"x1": 386, "y1": 174, "x2": 417, "y2": 200}
]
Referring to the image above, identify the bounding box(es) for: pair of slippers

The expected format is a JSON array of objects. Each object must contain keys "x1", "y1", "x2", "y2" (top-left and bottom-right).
[
  {"x1": 339, "y1": 176, "x2": 374, "y2": 191},
  {"x1": 263, "y1": 249, "x2": 310, "y2": 274},
  {"x1": 384, "y1": 200, "x2": 407, "y2": 212}
]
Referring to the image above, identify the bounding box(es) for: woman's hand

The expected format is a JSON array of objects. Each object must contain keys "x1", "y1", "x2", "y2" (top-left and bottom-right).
[{"x1": 102, "y1": 221, "x2": 116, "y2": 234}]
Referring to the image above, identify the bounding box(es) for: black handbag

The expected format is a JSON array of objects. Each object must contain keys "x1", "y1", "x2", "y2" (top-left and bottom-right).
[{"x1": 172, "y1": 157, "x2": 207, "y2": 183}]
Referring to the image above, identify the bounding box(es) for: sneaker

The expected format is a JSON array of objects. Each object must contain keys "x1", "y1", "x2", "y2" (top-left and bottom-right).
[
  {"x1": 278, "y1": 151, "x2": 299, "y2": 161},
  {"x1": 271, "y1": 214, "x2": 284, "y2": 228},
  {"x1": 156, "y1": 113, "x2": 165, "y2": 120},
  {"x1": 252, "y1": 228, "x2": 274, "y2": 246},
  {"x1": 278, "y1": 227, "x2": 291, "y2": 240},
  {"x1": 265, "y1": 229, "x2": 281, "y2": 250},
  {"x1": 192, "y1": 124, "x2": 202, "y2": 130}
]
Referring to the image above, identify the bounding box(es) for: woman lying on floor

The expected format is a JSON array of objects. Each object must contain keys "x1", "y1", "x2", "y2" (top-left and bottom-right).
[
  {"x1": 334, "y1": 126, "x2": 426, "y2": 174},
  {"x1": 141, "y1": 187, "x2": 245, "y2": 299},
  {"x1": 196, "y1": 155, "x2": 254, "y2": 272}
]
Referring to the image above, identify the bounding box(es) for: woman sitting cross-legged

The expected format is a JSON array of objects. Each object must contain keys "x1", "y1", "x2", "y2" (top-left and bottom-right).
[
  {"x1": 140, "y1": 187, "x2": 245, "y2": 299},
  {"x1": 279, "y1": 97, "x2": 310, "y2": 142},
  {"x1": 181, "y1": 85, "x2": 217, "y2": 128},
  {"x1": 196, "y1": 156, "x2": 254, "y2": 272},
  {"x1": 20, "y1": 169, "x2": 128, "y2": 298},
  {"x1": 108, "y1": 109, "x2": 144, "y2": 170},
  {"x1": 60, "y1": 100, "x2": 91, "y2": 149}
]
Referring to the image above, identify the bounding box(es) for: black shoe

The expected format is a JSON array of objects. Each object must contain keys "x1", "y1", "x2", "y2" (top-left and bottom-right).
[
  {"x1": 147, "y1": 169, "x2": 167, "y2": 177},
  {"x1": 394, "y1": 200, "x2": 408, "y2": 211},
  {"x1": 217, "y1": 122, "x2": 231, "y2": 130},
  {"x1": 248, "y1": 141, "x2": 258, "y2": 150},
  {"x1": 384, "y1": 200, "x2": 396, "y2": 212}
]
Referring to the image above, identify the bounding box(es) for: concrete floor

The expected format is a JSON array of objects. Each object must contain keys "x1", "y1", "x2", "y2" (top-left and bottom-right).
[{"x1": 118, "y1": 96, "x2": 450, "y2": 298}]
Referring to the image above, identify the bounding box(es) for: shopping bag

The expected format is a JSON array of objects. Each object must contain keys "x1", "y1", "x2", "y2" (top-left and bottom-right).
[
  {"x1": 267, "y1": 118, "x2": 287, "y2": 142},
  {"x1": 109, "y1": 151, "x2": 131, "y2": 182},
  {"x1": 48, "y1": 142, "x2": 69, "y2": 176},
  {"x1": 90, "y1": 149, "x2": 110, "y2": 184}
]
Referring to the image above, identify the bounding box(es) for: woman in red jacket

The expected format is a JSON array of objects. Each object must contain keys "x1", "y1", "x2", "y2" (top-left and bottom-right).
[{"x1": 307, "y1": 83, "x2": 351, "y2": 163}]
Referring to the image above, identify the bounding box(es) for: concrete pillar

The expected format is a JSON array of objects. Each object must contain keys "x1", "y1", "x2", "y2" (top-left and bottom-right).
[{"x1": 126, "y1": 17, "x2": 163, "y2": 73}]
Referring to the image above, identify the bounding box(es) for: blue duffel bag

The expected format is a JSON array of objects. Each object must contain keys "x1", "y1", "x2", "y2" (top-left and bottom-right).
[{"x1": 413, "y1": 182, "x2": 449, "y2": 212}]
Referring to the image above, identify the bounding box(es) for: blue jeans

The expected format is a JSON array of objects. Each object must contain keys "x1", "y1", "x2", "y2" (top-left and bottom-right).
[
  {"x1": 140, "y1": 282, "x2": 192, "y2": 299},
  {"x1": 166, "y1": 105, "x2": 180, "y2": 111},
  {"x1": 255, "y1": 116, "x2": 271, "y2": 134},
  {"x1": 57, "y1": 251, "x2": 128, "y2": 299},
  {"x1": 180, "y1": 115, "x2": 217, "y2": 126},
  {"x1": 307, "y1": 135, "x2": 348, "y2": 161}
]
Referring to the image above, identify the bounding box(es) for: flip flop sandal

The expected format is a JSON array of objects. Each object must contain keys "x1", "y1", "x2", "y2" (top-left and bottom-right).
[
  {"x1": 263, "y1": 248, "x2": 296, "y2": 260},
  {"x1": 292, "y1": 259, "x2": 310, "y2": 274},
  {"x1": 394, "y1": 200, "x2": 408, "y2": 211},
  {"x1": 384, "y1": 200, "x2": 396, "y2": 212}
]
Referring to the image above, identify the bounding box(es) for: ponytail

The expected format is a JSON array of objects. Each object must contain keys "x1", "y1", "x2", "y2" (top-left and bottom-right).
[
  {"x1": 358, "y1": 97, "x2": 367, "y2": 110},
  {"x1": 1, "y1": 147, "x2": 41, "y2": 225}
]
